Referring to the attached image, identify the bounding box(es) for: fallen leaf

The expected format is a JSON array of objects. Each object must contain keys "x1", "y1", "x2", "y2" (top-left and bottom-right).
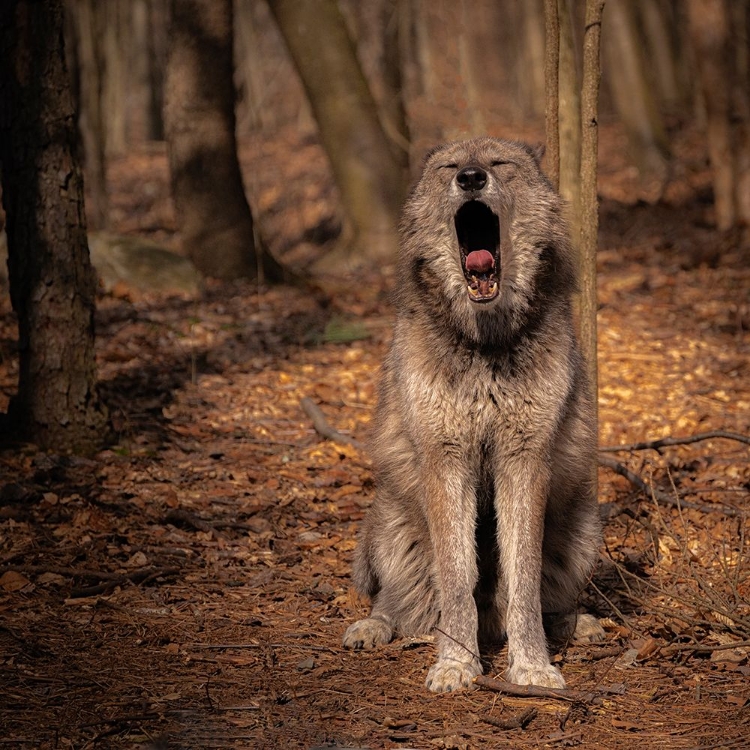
[
  {"x1": 636, "y1": 637, "x2": 661, "y2": 661},
  {"x1": 0, "y1": 571, "x2": 31, "y2": 592}
]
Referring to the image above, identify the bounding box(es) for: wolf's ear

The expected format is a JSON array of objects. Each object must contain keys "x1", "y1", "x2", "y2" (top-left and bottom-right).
[{"x1": 531, "y1": 142, "x2": 546, "y2": 164}]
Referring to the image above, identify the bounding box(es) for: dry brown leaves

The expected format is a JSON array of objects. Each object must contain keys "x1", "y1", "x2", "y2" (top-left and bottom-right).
[{"x1": 0, "y1": 124, "x2": 749, "y2": 748}]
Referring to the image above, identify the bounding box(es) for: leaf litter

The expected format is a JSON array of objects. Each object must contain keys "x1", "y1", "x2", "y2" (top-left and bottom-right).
[{"x1": 0, "y1": 122, "x2": 748, "y2": 748}]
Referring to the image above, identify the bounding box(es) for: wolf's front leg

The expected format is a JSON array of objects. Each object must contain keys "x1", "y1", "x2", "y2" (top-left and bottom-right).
[
  {"x1": 496, "y1": 457, "x2": 566, "y2": 689},
  {"x1": 422, "y1": 462, "x2": 482, "y2": 693}
]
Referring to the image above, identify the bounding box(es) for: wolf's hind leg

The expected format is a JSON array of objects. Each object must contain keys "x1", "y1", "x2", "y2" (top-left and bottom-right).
[
  {"x1": 342, "y1": 613, "x2": 394, "y2": 650},
  {"x1": 546, "y1": 612, "x2": 605, "y2": 644}
]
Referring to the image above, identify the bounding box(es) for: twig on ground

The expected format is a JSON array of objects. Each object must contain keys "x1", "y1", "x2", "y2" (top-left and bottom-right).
[
  {"x1": 300, "y1": 397, "x2": 362, "y2": 449},
  {"x1": 587, "y1": 645, "x2": 625, "y2": 661},
  {"x1": 0, "y1": 563, "x2": 181, "y2": 598},
  {"x1": 599, "y1": 430, "x2": 750, "y2": 453},
  {"x1": 473, "y1": 675, "x2": 615, "y2": 703},
  {"x1": 481, "y1": 706, "x2": 538, "y2": 730},
  {"x1": 1, "y1": 563, "x2": 178, "y2": 583},
  {"x1": 662, "y1": 639, "x2": 750, "y2": 655},
  {"x1": 69, "y1": 567, "x2": 181, "y2": 598},
  {"x1": 164, "y1": 508, "x2": 226, "y2": 540},
  {"x1": 186, "y1": 642, "x2": 337, "y2": 652},
  {"x1": 597, "y1": 455, "x2": 745, "y2": 517}
]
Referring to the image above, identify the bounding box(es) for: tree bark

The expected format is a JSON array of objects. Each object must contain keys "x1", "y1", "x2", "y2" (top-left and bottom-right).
[
  {"x1": 268, "y1": 0, "x2": 405, "y2": 268},
  {"x1": 544, "y1": 0, "x2": 560, "y2": 191},
  {"x1": 558, "y1": 0, "x2": 582, "y2": 240},
  {"x1": 165, "y1": 0, "x2": 284, "y2": 281},
  {"x1": 66, "y1": 0, "x2": 109, "y2": 230},
  {"x1": 579, "y1": 0, "x2": 605, "y2": 430},
  {"x1": 0, "y1": 0, "x2": 109, "y2": 454}
]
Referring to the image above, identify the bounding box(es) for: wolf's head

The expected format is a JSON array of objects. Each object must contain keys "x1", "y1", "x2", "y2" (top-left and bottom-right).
[{"x1": 398, "y1": 137, "x2": 575, "y2": 342}]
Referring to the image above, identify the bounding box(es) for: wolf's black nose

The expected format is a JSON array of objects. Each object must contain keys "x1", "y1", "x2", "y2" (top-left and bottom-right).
[{"x1": 456, "y1": 166, "x2": 487, "y2": 192}]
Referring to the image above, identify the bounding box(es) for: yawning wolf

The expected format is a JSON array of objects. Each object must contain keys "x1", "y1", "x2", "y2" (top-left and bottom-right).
[{"x1": 342, "y1": 137, "x2": 603, "y2": 692}]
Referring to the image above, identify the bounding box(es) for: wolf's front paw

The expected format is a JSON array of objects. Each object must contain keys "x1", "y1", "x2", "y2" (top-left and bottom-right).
[
  {"x1": 506, "y1": 661, "x2": 566, "y2": 689},
  {"x1": 572, "y1": 614, "x2": 605, "y2": 644},
  {"x1": 425, "y1": 658, "x2": 482, "y2": 693},
  {"x1": 342, "y1": 617, "x2": 393, "y2": 650}
]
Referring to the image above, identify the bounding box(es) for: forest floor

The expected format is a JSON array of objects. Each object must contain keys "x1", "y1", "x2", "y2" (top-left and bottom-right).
[{"x1": 0, "y1": 121, "x2": 749, "y2": 749}]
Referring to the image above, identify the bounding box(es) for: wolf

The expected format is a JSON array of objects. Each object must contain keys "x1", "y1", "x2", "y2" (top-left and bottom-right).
[{"x1": 342, "y1": 137, "x2": 603, "y2": 693}]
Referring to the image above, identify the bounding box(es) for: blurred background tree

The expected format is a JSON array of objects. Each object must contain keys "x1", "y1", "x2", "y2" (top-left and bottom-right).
[{"x1": 49, "y1": 0, "x2": 749, "y2": 263}]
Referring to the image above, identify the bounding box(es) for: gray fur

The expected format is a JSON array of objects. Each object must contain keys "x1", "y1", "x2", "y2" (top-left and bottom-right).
[{"x1": 342, "y1": 137, "x2": 603, "y2": 692}]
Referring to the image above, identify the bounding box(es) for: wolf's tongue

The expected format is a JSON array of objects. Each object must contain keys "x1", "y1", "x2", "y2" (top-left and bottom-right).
[{"x1": 465, "y1": 249, "x2": 495, "y2": 274}]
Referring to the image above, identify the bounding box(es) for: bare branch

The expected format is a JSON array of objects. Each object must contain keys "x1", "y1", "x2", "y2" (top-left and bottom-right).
[
  {"x1": 597, "y1": 455, "x2": 746, "y2": 517},
  {"x1": 300, "y1": 397, "x2": 362, "y2": 449},
  {"x1": 474, "y1": 674, "x2": 617, "y2": 703},
  {"x1": 599, "y1": 430, "x2": 750, "y2": 453}
]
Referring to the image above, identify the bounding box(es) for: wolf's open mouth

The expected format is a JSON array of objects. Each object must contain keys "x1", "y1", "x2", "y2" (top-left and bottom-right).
[{"x1": 454, "y1": 201, "x2": 500, "y2": 303}]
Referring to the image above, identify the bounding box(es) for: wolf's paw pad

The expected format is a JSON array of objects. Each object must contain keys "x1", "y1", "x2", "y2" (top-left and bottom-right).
[
  {"x1": 425, "y1": 658, "x2": 482, "y2": 693},
  {"x1": 572, "y1": 614, "x2": 606, "y2": 644},
  {"x1": 342, "y1": 617, "x2": 393, "y2": 650},
  {"x1": 507, "y1": 662, "x2": 566, "y2": 689}
]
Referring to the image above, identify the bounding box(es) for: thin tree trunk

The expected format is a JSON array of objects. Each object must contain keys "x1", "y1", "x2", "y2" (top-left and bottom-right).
[
  {"x1": 165, "y1": 0, "x2": 284, "y2": 281},
  {"x1": 103, "y1": 1, "x2": 128, "y2": 157},
  {"x1": 0, "y1": 0, "x2": 109, "y2": 454},
  {"x1": 730, "y1": 1, "x2": 750, "y2": 225},
  {"x1": 544, "y1": 0, "x2": 560, "y2": 190},
  {"x1": 381, "y1": 0, "x2": 411, "y2": 164},
  {"x1": 639, "y1": 0, "x2": 682, "y2": 110},
  {"x1": 580, "y1": 0, "x2": 605, "y2": 432},
  {"x1": 558, "y1": 0, "x2": 582, "y2": 239},
  {"x1": 522, "y1": 0, "x2": 547, "y2": 119},
  {"x1": 604, "y1": 0, "x2": 669, "y2": 175},
  {"x1": 688, "y1": 0, "x2": 750, "y2": 230},
  {"x1": 67, "y1": 0, "x2": 109, "y2": 229}
]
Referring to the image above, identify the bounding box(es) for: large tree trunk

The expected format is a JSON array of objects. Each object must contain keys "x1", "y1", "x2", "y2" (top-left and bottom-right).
[
  {"x1": 165, "y1": 0, "x2": 283, "y2": 281},
  {"x1": 268, "y1": 0, "x2": 405, "y2": 268},
  {"x1": 0, "y1": 0, "x2": 109, "y2": 454}
]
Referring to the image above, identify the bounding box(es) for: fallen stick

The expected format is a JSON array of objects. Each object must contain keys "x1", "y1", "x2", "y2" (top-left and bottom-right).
[
  {"x1": 0, "y1": 563, "x2": 181, "y2": 597},
  {"x1": 164, "y1": 508, "x2": 226, "y2": 540},
  {"x1": 599, "y1": 429, "x2": 750, "y2": 453},
  {"x1": 300, "y1": 397, "x2": 362, "y2": 449},
  {"x1": 474, "y1": 675, "x2": 598, "y2": 703},
  {"x1": 481, "y1": 706, "x2": 538, "y2": 730},
  {"x1": 474, "y1": 674, "x2": 622, "y2": 703},
  {"x1": 662, "y1": 639, "x2": 750, "y2": 655},
  {"x1": 597, "y1": 455, "x2": 745, "y2": 517}
]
